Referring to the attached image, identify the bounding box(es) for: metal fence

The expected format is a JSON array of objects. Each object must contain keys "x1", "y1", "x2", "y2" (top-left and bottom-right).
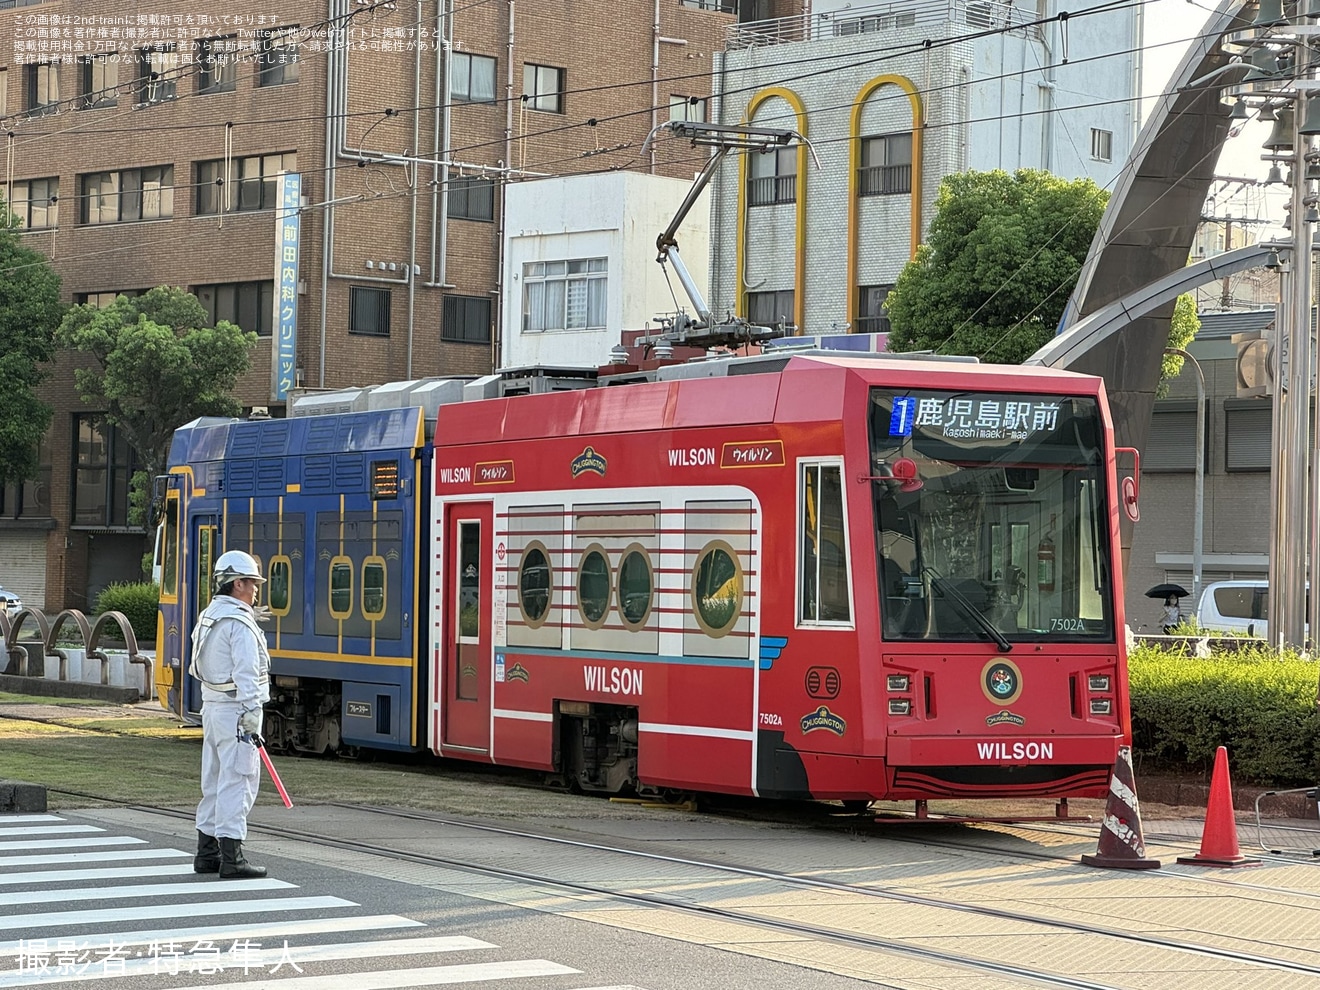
[{"x1": 727, "y1": 0, "x2": 1043, "y2": 49}]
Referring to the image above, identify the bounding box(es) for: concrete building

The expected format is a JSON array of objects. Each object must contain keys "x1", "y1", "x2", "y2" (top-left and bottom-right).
[
  {"x1": 500, "y1": 172, "x2": 710, "y2": 369},
  {"x1": 1125, "y1": 309, "x2": 1277, "y2": 631},
  {"x1": 0, "y1": 0, "x2": 798, "y2": 611},
  {"x1": 705, "y1": 0, "x2": 1142, "y2": 334}
]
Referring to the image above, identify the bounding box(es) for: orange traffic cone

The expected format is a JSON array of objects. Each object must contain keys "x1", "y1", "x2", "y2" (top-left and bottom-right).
[
  {"x1": 1081, "y1": 745, "x2": 1161, "y2": 869},
  {"x1": 1176, "y1": 746, "x2": 1261, "y2": 868}
]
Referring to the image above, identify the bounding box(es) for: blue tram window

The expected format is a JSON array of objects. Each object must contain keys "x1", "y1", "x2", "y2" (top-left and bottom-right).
[
  {"x1": 363, "y1": 558, "x2": 386, "y2": 618},
  {"x1": 268, "y1": 558, "x2": 291, "y2": 613},
  {"x1": 329, "y1": 557, "x2": 353, "y2": 618}
]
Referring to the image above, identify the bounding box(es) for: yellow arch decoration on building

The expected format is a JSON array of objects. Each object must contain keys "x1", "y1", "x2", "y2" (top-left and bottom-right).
[
  {"x1": 847, "y1": 75, "x2": 923, "y2": 330},
  {"x1": 736, "y1": 86, "x2": 808, "y2": 334}
]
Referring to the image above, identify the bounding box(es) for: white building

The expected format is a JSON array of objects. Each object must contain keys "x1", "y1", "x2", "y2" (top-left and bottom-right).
[
  {"x1": 500, "y1": 172, "x2": 712, "y2": 369},
  {"x1": 704, "y1": 0, "x2": 1143, "y2": 335}
]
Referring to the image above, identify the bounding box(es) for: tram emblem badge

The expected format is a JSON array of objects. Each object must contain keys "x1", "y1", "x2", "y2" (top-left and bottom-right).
[
  {"x1": 570, "y1": 446, "x2": 608, "y2": 478},
  {"x1": 986, "y1": 709, "x2": 1026, "y2": 727},
  {"x1": 981, "y1": 659, "x2": 1024, "y2": 705},
  {"x1": 800, "y1": 705, "x2": 846, "y2": 736}
]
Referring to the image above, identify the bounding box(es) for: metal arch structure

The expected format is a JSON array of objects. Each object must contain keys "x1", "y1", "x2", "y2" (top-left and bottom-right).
[
  {"x1": 1025, "y1": 0, "x2": 1254, "y2": 564},
  {"x1": 1027, "y1": 0, "x2": 1252, "y2": 419},
  {"x1": 1029, "y1": 242, "x2": 1275, "y2": 368}
]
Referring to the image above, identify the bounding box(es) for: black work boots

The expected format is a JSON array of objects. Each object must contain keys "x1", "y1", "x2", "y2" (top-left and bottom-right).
[
  {"x1": 218, "y1": 836, "x2": 268, "y2": 879},
  {"x1": 193, "y1": 831, "x2": 220, "y2": 874}
]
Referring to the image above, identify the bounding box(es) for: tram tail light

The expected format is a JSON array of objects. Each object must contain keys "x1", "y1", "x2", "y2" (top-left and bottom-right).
[
  {"x1": 888, "y1": 699, "x2": 911, "y2": 715},
  {"x1": 887, "y1": 674, "x2": 910, "y2": 692},
  {"x1": 1088, "y1": 674, "x2": 1111, "y2": 692},
  {"x1": 1090, "y1": 699, "x2": 1112, "y2": 715}
]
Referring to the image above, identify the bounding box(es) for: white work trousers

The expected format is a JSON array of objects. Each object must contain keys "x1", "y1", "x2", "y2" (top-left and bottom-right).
[{"x1": 196, "y1": 699, "x2": 261, "y2": 840}]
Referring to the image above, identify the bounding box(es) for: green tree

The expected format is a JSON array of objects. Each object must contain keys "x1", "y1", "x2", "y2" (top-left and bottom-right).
[
  {"x1": 0, "y1": 201, "x2": 64, "y2": 487},
  {"x1": 884, "y1": 169, "x2": 1108, "y2": 364},
  {"x1": 56, "y1": 286, "x2": 257, "y2": 521}
]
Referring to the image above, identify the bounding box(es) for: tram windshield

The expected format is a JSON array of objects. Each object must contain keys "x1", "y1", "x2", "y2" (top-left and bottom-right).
[{"x1": 868, "y1": 388, "x2": 1114, "y2": 645}]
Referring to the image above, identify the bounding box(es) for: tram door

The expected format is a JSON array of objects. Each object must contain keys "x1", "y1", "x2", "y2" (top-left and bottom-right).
[
  {"x1": 442, "y1": 504, "x2": 493, "y2": 751},
  {"x1": 182, "y1": 517, "x2": 218, "y2": 719}
]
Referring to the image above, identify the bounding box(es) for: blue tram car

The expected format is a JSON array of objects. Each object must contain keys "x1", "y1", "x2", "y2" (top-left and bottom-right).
[{"x1": 154, "y1": 403, "x2": 429, "y2": 753}]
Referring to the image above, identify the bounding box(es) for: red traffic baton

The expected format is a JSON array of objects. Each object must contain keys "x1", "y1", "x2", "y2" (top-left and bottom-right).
[{"x1": 245, "y1": 733, "x2": 293, "y2": 808}]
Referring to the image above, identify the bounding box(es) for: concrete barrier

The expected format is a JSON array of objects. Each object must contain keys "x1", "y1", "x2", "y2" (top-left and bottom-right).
[{"x1": 0, "y1": 780, "x2": 46, "y2": 813}]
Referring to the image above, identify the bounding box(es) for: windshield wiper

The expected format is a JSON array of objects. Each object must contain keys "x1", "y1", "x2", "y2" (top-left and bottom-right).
[{"x1": 926, "y1": 568, "x2": 1013, "y2": 652}]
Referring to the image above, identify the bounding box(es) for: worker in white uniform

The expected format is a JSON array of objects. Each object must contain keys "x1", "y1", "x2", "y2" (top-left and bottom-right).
[{"x1": 191, "y1": 549, "x2": 270, "y2": 879}]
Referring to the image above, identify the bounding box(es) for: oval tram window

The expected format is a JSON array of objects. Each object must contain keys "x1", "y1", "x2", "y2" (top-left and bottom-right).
[
  {"x1": 617, "y1": 544, "x2": 653, "y2": 629},
  {"x1": 577, "y1": 545, "x2": 612, "y2": 629},
  {"x1": 692, "y1": 541, "x2": 742, "y2": 636},
  {"x1": 519, "y1": 542, "x2": 552, "y2": 628}
]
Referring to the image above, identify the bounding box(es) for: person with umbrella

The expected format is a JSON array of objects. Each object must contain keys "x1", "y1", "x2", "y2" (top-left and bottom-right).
[{"x1": 1146, "y1": 583, "x2": 1189, "y2": 635}]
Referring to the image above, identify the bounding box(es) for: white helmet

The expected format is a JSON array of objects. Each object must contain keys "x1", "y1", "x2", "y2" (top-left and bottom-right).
[{"x1": 214, "y1": 549, "x2": 266, "y2": 588}]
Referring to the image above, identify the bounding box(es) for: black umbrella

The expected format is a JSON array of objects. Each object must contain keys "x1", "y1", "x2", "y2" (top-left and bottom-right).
[{"x1": 1145, "y1": 583, "x2": 1189, "y2": 600}]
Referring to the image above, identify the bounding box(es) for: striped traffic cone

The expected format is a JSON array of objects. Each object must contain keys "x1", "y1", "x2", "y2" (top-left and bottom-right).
[{"x1": 1081, "y1": 745, "x2": 1161, "y2": 870}]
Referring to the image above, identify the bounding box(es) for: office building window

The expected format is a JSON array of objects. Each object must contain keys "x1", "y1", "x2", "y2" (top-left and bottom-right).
[
  {"x1": 747, "y1": 289, "x2": 795, "y2": 327},
  {"x1": 669, "y1": 95, "x2": 707, "y2": 122},
  {"x1": 523, "y1": 63, "x2": 565, "y2": 113},
  {"x1": 25, "y1": 63, "x2": 58, "y2": 116},
  {"x1": 0, "y1": 436, "x2": 51, "y2": 520},
  {"x1": 859, "y1": 132, "x2": 912, "y2": 196},
  {"x1": 748, "y1": 146, "x2": 796, "y2": 206},
  {"x1": 76, "y1": 290, "x2": 142, "y2": 308},
  {"x1": 80, "y1": 166, "x2": 174, "y2": 224},
  {"x1": 73, "y1": 414, "x2": 139, "y2": 528},
  {"x1": 0, "y1": 68, "x2": 7, "y2": 115},
  {"x1": 257, "y1": 26, "x2": 300, "y2": 87},
  {"x1": 857, "y1": 285, "x2": 892, "y2": 334},
  {"x1": 680, "y1": 0, "x2": 737, "y2": 10},
  {"x1": 137, "y1": 46, "x2": 178, "y2": 104},
  {"x1": 523, "y1": 259, "x2": 607, "y2": 332},
  {"x1": 9, "y1": 177, "x2": 59, "y2": 229},
  {"x1": 195, "y1": 281, "x2": 274, "y2": 336},
  {"x1": 1225, "y1": 403, "x2": 1272, "y2": 472},
  {"x1": 198, "y1": 36, "x2": 239, "y2": 93},
  {"x1": 196, "y1": 153, "x2": 297, "y2": 214},
  {"x1": 449, "y1": 176, "x2": 494, "y2": 221},
  {"x1": 79, "y1": 55, "x2": 117, "y2": 109},
  {"x1": 442, "y1": 295, "x2": 492, "y2": 343},
  {"x1": 1091, "y1": 128, "x2": 1113, "y2": 162},
  {"x1": 350, "y1": 286, "x2": 391, "y2": 337},
  {"x1": 451, "y1": 52, "x2": 496, "y2": 103}
]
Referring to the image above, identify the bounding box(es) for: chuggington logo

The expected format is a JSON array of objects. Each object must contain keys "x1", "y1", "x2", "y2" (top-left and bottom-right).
[
  {"x1": 986, "y1": 709, "x2": 1026, "y2": 727},
  {"x1": 570, "y1": 446, "x2": 607, "y2": 478},
  {"x1": 800, "y1": 705, "x2": 846, "y2": 736},
  {"x1": 505, "y1": 662, "x2": 530, "y2": 683},
  {"x1": 981, "y1": 659, "x2": 1023, "y2": 705}
]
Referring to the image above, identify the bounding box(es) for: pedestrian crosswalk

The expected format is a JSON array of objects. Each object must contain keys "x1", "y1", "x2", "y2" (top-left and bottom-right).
[{"x1": 0, "y1": 813, "x2": 636, "y2": 988}]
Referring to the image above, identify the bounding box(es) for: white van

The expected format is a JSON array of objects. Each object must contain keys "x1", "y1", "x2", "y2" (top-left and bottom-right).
[
  {"x1": 1193, "y1": 586, "x2": 1261, "y2": 638},
  {"x1": 1195, "y1": 580, "x2": 1270, "y2": 637}
]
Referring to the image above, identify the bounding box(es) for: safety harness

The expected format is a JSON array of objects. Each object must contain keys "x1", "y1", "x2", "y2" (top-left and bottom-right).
[{"x1": 189, "y1": 597, "x2": 270, "y2": 694}]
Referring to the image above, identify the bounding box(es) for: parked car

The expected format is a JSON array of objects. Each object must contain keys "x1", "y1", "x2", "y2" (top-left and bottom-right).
[
  {"x1": 1194, "y1": 580, "x2": 1279, "y2": 638},
  {"x1": 0, "y1": 585, "x2": 23, "y2": 618}
]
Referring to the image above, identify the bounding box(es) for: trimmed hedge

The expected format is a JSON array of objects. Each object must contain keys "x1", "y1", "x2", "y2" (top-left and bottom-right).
[
  {"x1": 93, "y1": 582, "x2": 160, "y2": 646},
  {"x1": 1128, "y1": 642, "x2": 1320, "y2": 787}
]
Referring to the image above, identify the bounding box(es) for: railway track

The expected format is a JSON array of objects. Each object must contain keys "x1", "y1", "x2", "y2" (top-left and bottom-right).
[{"x1": 41, "y1": 792, "x2": 1320, "y2": 990}]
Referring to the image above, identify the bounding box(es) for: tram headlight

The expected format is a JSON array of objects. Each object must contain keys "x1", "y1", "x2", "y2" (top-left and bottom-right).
[
  {"x1": 888, "y1": 698, "x2": 911, "y2": 715},
  {"x1": 887, "y1": 674, "x2": 910, "y2": 692},
  {"x1": 1088, "y1": 675, "x2": 1111, "y2": 692},
  {"x1": 1089, "y1": 699, "x2": 1112, "y2": 715}
]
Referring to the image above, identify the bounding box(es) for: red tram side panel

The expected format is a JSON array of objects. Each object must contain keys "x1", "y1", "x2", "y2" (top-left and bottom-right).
[{"x1": 427, "y1": 354, "x2": 1131, "y2": 805}]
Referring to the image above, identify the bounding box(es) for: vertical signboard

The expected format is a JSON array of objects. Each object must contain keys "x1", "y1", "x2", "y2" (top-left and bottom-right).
[{"x1": 272, "y1": 172, "x2": 302, "y2": 403}]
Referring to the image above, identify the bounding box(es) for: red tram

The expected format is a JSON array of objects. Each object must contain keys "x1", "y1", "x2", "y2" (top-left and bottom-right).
[{"x1": 425, "y1": 351, "x2": 1133, "y2": 806}]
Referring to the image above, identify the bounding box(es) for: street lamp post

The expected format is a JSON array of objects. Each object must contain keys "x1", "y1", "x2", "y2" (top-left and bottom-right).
[{"x1": 1165, "y1": 348, "x2": 1205, "y2": 605}]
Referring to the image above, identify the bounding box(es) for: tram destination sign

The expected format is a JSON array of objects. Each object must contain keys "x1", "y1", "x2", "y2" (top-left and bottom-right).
[{"x1": 890, "y1": 394, "x2": 1063, "y2": 443}]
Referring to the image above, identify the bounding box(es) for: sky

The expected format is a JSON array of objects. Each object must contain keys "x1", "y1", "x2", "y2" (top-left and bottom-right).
[{"x1": 1140, "y1": 0, "x2": 1289, "y2": 234}]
